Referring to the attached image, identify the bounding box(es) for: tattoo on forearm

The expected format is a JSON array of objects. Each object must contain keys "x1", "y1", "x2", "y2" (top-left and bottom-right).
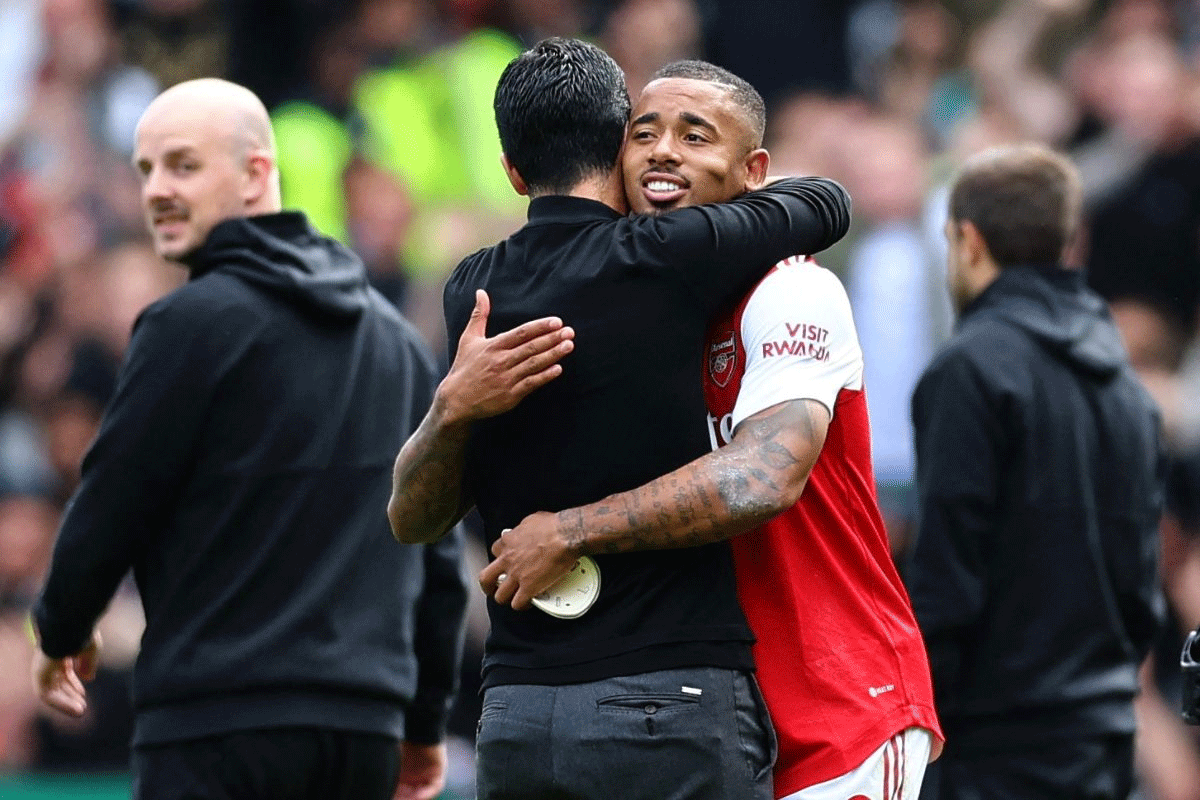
[
  {"x1": 564, "y1": 399, "x2": 828, "y2": 555},
  {"x1": 390, "y1": 416, "x2": 471, "y2": 539}
]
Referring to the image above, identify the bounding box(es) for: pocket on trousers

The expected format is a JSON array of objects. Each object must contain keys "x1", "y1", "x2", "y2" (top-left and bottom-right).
[
  {"x1": 476, "y1": 699, "x2": 507, "y2": 736},
  {"x1": 734, "y1": 672, "x2": 777, "y2": 782},
  {"x1": 596, "y1": 693, "x2": 701, "y2": 714}
]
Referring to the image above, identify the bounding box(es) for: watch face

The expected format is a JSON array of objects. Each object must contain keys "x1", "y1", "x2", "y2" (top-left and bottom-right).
[{"x1": 531, "y1": 556, "x2": 602, "y2": 619}]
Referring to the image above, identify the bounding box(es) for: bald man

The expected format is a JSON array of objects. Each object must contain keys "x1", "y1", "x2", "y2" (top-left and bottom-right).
[{"x1": 30, "y1": 79, "x2": 469, "y2": 800}]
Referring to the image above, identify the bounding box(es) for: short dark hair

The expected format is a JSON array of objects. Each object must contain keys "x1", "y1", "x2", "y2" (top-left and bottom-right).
[
  {"x1": 494, "y1": 38, "x2": 631, "y2": 195},
  {"x1": 652, "y1": 60, "x2": 766, "y2": 148},
  {"x1": 949, "y1": 143, "x2": 1081, "y2": 267}
]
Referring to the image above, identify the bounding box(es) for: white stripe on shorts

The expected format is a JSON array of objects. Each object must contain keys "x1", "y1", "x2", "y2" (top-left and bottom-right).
[{"x1": 780, "y1": 726, "x2": 932, "y2": 800}]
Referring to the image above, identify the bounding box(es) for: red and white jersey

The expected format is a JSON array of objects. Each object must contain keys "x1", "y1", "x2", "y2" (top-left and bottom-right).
[{"x1": 703, "y1": 256, "x2": 942, "y2": 797}]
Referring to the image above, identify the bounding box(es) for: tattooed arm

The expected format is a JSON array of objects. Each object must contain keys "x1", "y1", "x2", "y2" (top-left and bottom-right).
[
  {"x1": 388, "y1": 290, "x2": 575, "y2": 544},
  {"x1": 388, "y1": 400, "x2": 474, "y2": 545},
  {"x1": 481, "y1": 398, "x2": 831, "y2": 608}
]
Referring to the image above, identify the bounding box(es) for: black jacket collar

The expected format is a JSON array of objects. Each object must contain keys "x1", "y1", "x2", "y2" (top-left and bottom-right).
[
  {"x1": 525, "y1": 195, "x2": 623, "y2": 227},
  {"x1": 962, "y1": 263, "x2": 1078, "y2": 319}
]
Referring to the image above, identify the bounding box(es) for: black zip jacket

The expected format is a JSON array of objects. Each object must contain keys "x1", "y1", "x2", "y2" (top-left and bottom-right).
[
  {"x1": 34, "y1": 212, "x2": 467, "y2": 746},
  {"x1": 906, "y1": 264, "x2": 1165, "y2": 752}
]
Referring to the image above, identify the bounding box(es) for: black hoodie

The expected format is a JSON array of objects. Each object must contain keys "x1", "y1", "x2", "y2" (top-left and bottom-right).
[
  {"x1": 35, "y1": 212, "x2": 467, "y2": 747},
  {"x1": 906, "y1": 264, "x2": 1165, "y2": 752}
]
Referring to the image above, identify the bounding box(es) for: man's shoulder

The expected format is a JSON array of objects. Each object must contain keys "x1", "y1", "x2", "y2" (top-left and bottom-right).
[
  {"x1": 920, "y1": 311, "x2": 1033, "y2": 399},
  {"x1": 139, "y1": 273, "x2": 246, "y2": 325},
  {"x1": 945, "y1": 307, "x2": 1031, "y2": 357},
  {"x1": 443, "y1": 246, "x2": 495, "y2": 324},
  {"x1": 738, "y1": 256, "x2": 850, "y2": 322},
  {"x1": 753, "y1": 256, "x2": 843, "y2": 295},
  {"x1": 445, "y1": 240, "x2": 505, "y2": 293}
]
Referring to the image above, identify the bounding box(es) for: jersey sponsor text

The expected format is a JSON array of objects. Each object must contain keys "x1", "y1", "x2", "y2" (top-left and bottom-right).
[{"x1": 763, "y1": 339, "x2": 831, "y2": 361}]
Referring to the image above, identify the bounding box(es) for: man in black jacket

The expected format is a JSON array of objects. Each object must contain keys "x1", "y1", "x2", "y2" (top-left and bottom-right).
[
  {"x1": 31, "y1": 78, "x2": 467, "y2": 800},
  {"x1": 389, "y1": 39, "x2": 851, "y2": 800},
  {"x1": 907, "y1": 143, "x2": 1165, "y2": 800}
]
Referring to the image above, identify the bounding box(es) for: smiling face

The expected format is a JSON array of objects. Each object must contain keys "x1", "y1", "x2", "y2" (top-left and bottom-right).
[
  {"x1": 131, "y1": 80, "x2": 279, "y2": 262},
  {"x1": 622, "y1": 77, "x2": 767, "y2": 214},
  {"x1": 133, "y1": 112, "x2": 251, "y2": 261}
]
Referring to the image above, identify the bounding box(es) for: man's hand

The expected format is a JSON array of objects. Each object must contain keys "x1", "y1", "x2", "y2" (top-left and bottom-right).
[
  {"x1": 32, "y1": 630, "x2": 101, "y2": 717},
  {"x1": 480, "y1": 512, "x2": 579, "y2": 610},
  {"x1": 478, "y1": 398, "x2": 830, "y2": 590},
  {"x1": 393, "y1": 741, "x2": 447, "y2": 800},
  {"x1": 389, "y1": 288, "x2": 575, "y2": 544},
  {"x1": 436, "y1": 289, "x2": 574, "y2": 426}
]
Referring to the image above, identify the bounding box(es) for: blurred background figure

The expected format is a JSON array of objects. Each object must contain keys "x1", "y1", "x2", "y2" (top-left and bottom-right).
[
  {"x1": 600, "y1": 0, "x2": 703, "y2": 97},
  {"x1": 842, "y1": 111, "x2": 949, "y2": 556},
  {"x1": 4, "y1": 0, "x2": 1200, "y2": 798}
]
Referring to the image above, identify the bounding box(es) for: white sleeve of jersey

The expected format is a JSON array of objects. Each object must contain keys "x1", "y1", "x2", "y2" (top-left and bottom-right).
[{"x1": 730, "y1": 260, "x2": 864, "y2": 433}]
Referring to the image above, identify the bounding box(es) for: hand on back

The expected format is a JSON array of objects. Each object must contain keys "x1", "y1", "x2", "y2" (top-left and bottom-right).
[{"x1": 436, "y1": 289, "x2": 575, "y2": 425}]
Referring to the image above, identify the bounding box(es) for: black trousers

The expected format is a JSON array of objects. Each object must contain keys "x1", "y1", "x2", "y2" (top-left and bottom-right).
[
  {"x1": 919, "y1": 734, "x2": 1134, "y2": 800},
  {"x1": 132, "y1": 728, "x2": 400, "y2": 800}
]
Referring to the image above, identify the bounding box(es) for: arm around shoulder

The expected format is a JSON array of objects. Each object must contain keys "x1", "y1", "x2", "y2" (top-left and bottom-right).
[
  {"x1": 754, "y1": 176, "x2": 853, "y2": 255},
  {"x1": 643, "y1": 176, "x2": 852, "y2": 312}
]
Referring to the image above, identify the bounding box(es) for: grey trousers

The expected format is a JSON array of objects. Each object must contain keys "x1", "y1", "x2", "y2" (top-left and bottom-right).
[{"x1": 476, "y1": 666, "x2": 776, "y2": 800}]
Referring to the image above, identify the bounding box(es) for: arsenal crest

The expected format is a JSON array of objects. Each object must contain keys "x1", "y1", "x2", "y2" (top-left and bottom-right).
[{"x1": 708, "y1": 331, "x2": 737, "y2": 388}]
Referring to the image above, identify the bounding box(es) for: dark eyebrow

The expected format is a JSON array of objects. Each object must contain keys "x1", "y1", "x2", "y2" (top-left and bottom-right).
[
  {"x1": 681, "y1": 112, "x2": 718, "y2": 134},
  {"x1": 631, "y1": 112, "x2": 660, "y2": 126}
]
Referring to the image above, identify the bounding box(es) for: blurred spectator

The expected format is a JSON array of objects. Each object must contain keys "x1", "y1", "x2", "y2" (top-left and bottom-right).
[
  {"x1": 1110, "y1": 299, "x2": 1191, "y2": 447},
  {"x1": 342, "y1": 156, "x2": 425, "y2": 318},
  {"x1": 502, "y1": 0, "x2": 590, "y2": 43},
  {"x1": 1089, "y1": 117, "x2": 1200, "y2": 331},
  {"x1": 37, "y1": 0, "x2": 160, "y2": 157},
  {"x1": 702, "y1": 0, "x2": 858, "y2": 104},
  {"x1": 357, "y1": 0, "x2": 442, "y2": 60},
  {"x1": 0, "y1": 495, "x2": 56, "y2": 769},
  {"x1": 114, "y1": 0, "x2": 226, "y2": 90},
  {"x1": 966, "y1": 0, "x2": 1088, "y2": 142},
  {"x1": 843, "y1": 112, "x2": 950, "y2": 555},
  {"x1": 224, "y1": 0, "x2": 350, "y2": 110},
  {"x1": 0, "y1": 0, "x2": 45, "y2": 150},
  {"x1": 860, "y1": 0, "x2": 966, "y2": 136},
  {"x1": 600, "y1": 0, "x2": 702, "y2": 97},
  {"x1": 767, "y1": 94, "x2": 863, "y2": 178},
  {"x1": 271, "y1": 11, "x2": 368, "y2": 243},
  {"x1": 0, "y1": 609, "x2": 39, "y2": 768},
  {"x1": 0, "y1": 494, "x2": 56, "y2": 610},
  {"x1": 1075, "y1": 26, "x2": 1200, "y2": 332},
  {"x1": 272, "y1": 0, "x2": 525, "y2": 355}
]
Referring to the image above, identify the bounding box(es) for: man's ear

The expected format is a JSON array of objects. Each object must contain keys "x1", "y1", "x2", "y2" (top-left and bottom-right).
[
  {"x1": 743, "y1": 148, "x2": 769, "y2": 191},
  {"x1": 243, "y1": 149, "x2": 273, "y2": 205},
  {"x1": 960, "y1": 220, "x2": 989, "y2": 266},
  {"x1": 500, "y1": 154, "x2": 528, "y2": 196}
]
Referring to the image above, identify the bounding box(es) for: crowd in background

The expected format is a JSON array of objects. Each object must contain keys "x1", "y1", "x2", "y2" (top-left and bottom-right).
[{"x1": 1, "y1": 0, "x2": 1200, "y2": 798}]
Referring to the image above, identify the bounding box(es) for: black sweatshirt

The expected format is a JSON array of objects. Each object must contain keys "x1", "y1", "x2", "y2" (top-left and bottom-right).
[
  {"x1": 907, "y1": 264, "x2": 1165, "y2": 752},
  {"x1": 35, "y1": 212, "x2": 467, "y2": 746},
  {"x1": 443, "y1": 178, "x2": 851, "y2": 688}
]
